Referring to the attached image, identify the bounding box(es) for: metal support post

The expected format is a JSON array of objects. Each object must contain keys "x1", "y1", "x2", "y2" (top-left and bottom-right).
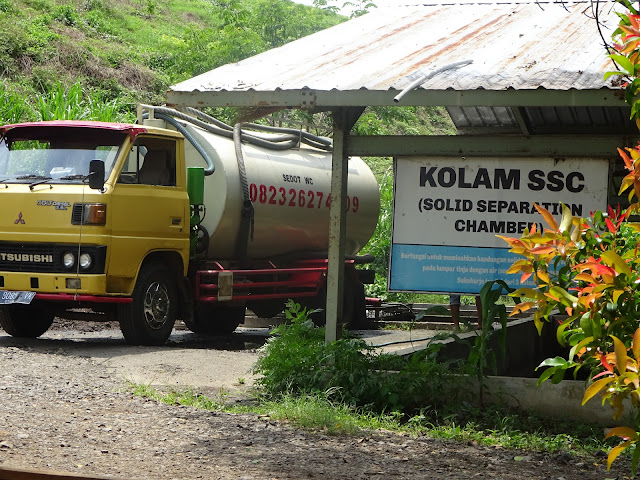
[{"x1": 325, "y1": 109, "x2": 349, "y2": 343}]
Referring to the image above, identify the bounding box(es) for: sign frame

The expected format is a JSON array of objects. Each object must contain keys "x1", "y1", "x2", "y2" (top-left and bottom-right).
[{"x1": 388, "y1": 156, "x2": 610, "y2": 294}]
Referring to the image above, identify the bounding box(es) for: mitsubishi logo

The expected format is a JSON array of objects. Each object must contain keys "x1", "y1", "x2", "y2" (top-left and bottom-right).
[{"x1": 14, "y1": 212, "x2": 25, "y2": 224}]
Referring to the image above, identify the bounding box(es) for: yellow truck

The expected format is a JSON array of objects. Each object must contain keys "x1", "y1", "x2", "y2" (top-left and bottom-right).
[{"x1": 0, "y1": 106, "x2": 380, "y2": 344}]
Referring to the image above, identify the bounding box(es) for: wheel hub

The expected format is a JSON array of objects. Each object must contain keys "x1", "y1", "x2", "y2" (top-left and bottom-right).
[{"x1": 143, "y1": 281, "x2": 170, "y2": 329}]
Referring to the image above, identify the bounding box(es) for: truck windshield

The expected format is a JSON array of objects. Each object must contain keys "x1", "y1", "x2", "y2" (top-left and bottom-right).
[{"x1": 0, "y1": 126, "x2": 127, "y2": 184}]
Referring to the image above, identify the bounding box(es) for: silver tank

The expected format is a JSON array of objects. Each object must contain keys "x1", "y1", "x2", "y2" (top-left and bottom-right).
[{"x1": 172, "y1": 121, "x2": 380, "y2": 260}]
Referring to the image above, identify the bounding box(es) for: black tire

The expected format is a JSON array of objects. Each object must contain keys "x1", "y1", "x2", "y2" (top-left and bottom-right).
[
  {"x1": 299, "y1": 290, "x2": 327, "y2": 327},
  {"x1": 118, "y1": 262, "x2": 177, "y2": 345},
  {"x1": 302, "y1": 274, "x2": 362, "y2": 329},
  {"x1": 185, "y1": 304, "x2": 245, "y2": 335},
  {"x1": 0, "y1": 303, "x2": 54, "y2": 338},
  {"x1": 248, "y1": 300, "x2": 285, "y2": 319},
  {"x1": 349, "y1": 278, "x2": 369, "y2": 329}
]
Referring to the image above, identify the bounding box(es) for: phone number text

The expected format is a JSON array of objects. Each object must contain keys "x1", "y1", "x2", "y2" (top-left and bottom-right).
[{"x1": 249, "y1": 183, "x2": 360, "y2": 213}]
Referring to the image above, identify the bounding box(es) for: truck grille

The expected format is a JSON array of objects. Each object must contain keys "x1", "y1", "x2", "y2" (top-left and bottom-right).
[{"x1": 0, "y1": 242, "x2": 106, "y2": 273}]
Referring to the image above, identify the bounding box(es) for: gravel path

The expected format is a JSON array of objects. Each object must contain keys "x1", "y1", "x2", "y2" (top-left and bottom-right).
[{"x1": 0, "y1": 324, "x2": 632, "y2": 479}]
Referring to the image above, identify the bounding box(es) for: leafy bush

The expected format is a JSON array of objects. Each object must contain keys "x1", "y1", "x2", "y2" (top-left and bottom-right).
[
  {"x1": 0, "y1": 82, "x2": 34, "y2": 124},
  {"x1": 0, "y1": 15, "x2": 57, "y2": 79},
  {"x1": 51, "y1": 4, "x2": 79, "y2": 26},
  {"x1": 81, "y1": 0, "x2": 104, "y2": 11},
  {"x1": 253, "y1": 301, "x2": 467, "y2": 415},
  {"x1": 502, "y1": 198, "x2": 640, "y2": 472},
  {"x1": 84, "y1": 10, "x2": 118, "y2": 36},
  {"x1": 0, "y1": 0, "x2": 13, "y2": 12}
]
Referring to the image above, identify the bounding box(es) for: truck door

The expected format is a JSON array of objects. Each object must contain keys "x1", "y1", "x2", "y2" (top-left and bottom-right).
[{"x1": 109, "y1": 136, "x2": 189, "y2": 287}]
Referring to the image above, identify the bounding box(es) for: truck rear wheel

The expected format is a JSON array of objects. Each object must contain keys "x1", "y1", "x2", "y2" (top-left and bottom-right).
[
  {"x1": 0, "y1": 303, "x2": 54, "y2": 338},
  {"x1": 248, "y1": 300, "x2": 285, "y2": 319},
  {"x1": 301, "y1": 271, "x2": 367, "y2": 329},
  {"x1": 302, "y1": 290, "x2": 355, "y2": 328},
  {"x1": 118, "y1": 262, "x2": 177, "y2": 345},
  {"x1": 185, "y1": 304, "x2": 245, "y2": 335}
]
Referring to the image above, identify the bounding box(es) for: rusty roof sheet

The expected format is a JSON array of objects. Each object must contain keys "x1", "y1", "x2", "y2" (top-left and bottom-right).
[{"x1": 171, "y1": 1, "x2": 622, "y2": 96}]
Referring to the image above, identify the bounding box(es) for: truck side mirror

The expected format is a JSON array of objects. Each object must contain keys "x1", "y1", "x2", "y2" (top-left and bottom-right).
[{"x1": 88, "y1": 159, "x2": 105, "y2": 190}]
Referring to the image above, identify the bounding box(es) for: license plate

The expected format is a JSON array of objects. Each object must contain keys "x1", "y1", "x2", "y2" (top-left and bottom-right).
[{"x1": 0, "y1": 291, "x2": 36, "y2": 305}]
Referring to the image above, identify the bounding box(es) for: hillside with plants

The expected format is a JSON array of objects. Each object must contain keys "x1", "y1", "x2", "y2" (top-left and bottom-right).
[
  {"x1": 0, "y1": 0, "x2": 345, "y2": 122},
  {"x1": 0, "y1": 0, "x2": 456, "y2": 131}
]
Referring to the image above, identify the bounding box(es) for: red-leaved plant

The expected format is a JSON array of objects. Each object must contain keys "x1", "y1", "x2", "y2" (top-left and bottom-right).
[{"x1": 498, "y1": 1, "x2": 640, "y2": 471}]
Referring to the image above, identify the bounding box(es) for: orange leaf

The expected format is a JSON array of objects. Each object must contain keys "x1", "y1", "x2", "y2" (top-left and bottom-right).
[
  {"x1": 529, "y1": 245, "x2": 557, "y2": 255},
  {"x1": 509, "y1": 302, "x2": 535, "y2": 317},
  {"x1": 613, "y1": 335, "x2": 629, "y2": 375},
  {"x1": 496, "y1": 235, "x2": 522, "y2": 248},
  {"x1": 619, "y1": 147, "x2": 634, "y2": 170},
  {"x1": 533, "y1": 203, "x2": 559, "y2": 231},
  {"x1": 536, "y1": 269, "x2": 549, "y2": 284},
  {"x1": 583, "y1": 376, "x2": 615, "y2": 405},
  {"x1": 605, "y1": 426, "x2": 639, "y2": 441},
  {"x1": 544, "y1": 291, "x2": 561, "y2": 302},
  {"x1": 621, "y1": 39, "x2": 640, "y2": 54},
  {"x1": 602, "y1": 353, "x2": 614, "y2": 373},
  {"x1": 634, "y1": 328, "x2": 640, "y2": 361},
  {"x1": 607, "y1": 441, "x2": 634, "y2": 471},
  {"x1": 620, "y1": 24, "x2": 640, "y2": 36},
  {"x1": 573, "y1": 273, "x2": 596, "y2": 283}
]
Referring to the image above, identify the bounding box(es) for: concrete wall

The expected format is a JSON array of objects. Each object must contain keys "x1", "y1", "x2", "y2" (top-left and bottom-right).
[
  {"x1": 481, "y1": 376, "x2": 634, "y2": 427},
  {"x1": 394, "y1": 317, "x2": 635, "y2": 426},
  {"x1": 394, "y1": 317, "x2": 564, "y2": 377}
]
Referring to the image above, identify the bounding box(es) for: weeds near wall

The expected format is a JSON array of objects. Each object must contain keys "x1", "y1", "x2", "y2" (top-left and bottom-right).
[
  {"x1": 468, "y1": 280, "x2": 513, "y2": 405},
  {"x1": 253, "y1": 300, "x2": 467, "y2": 416}
]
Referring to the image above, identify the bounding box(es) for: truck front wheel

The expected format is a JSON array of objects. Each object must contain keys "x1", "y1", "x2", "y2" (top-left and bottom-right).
[
  {"x1": 0, "y1": 303, "x2": 54, "y2": 338},
  {"x1": 118, "y1": 262, "x2": 177, "y2": 345}
]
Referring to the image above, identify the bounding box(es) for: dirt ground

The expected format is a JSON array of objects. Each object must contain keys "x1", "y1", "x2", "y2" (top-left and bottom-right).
[{"x1": 0, "y1": 319, "x2": 632, "y2": 480}]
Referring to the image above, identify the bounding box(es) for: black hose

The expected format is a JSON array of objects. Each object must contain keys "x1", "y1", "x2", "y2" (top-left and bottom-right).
[
  {"x1": 153, "y1": 113, "x2": 215, "y2": 175},
  {"x1": 154, "y1": 106, "x2": 333, "y2": 152},
  {"x1": 234, "y1": 123, "x2": 255, "y2": 260}
]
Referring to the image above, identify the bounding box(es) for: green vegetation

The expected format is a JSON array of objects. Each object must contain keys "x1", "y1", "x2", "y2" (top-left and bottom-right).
[
  {"x1": 130, "y1": 383, "x2": 611, "y2": 455},
  {"x1": 0, "y1": 0, "x2": 345, "y2": 122},
  {"x1": 129, "y1": 301, "x2": 613, "y2": 458},
  {"x1": 252, "y1": 301, "x2": 466, "y2": 414}
]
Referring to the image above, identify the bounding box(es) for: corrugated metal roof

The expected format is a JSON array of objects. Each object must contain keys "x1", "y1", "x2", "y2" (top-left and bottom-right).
[
  {"x1": 447, "y1": 105, "x2": 635, "y2": 133},
  {"x1": 170, "y1": 0, "x2": 623, "y2": 103}
]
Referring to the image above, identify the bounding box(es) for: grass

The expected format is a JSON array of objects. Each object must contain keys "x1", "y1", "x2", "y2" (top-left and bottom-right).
[{"x1": 128, "y1": 382, "x2": 613, "y2": 457}]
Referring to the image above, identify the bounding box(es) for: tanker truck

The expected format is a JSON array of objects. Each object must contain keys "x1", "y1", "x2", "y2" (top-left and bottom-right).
[{"x1": 0, "y1": 106, "x2": 380, "y2": 345}]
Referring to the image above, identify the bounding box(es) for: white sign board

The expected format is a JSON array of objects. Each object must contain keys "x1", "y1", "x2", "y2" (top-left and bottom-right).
[{"x1": 389, "y1": 157, "x2": 609, "y2": 293}]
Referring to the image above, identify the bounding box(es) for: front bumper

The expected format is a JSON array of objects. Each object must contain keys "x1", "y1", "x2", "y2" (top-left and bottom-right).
[{"x1": 0, "y1": 271, "x2": 109, "y2": 295}]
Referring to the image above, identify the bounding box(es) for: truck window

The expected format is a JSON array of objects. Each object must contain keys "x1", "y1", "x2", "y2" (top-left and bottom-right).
[
  {"x1": 1, "y1": 139, "x2": 48, "y2": 177},
  {"x1": 118, "y1": 137, "x2": 176, "y2": 187},
  {"x1": 0, "y1": 127, "x2": 124, "y2": 184}
]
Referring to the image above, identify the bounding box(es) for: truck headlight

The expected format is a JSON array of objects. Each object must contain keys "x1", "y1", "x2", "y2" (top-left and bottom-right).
[
  {"x1": 63, "y1": 252, "x2": 75, "y2": 269},
  {"x1": 72, "y1": 203, "x2": 106, "y2": 226},
  {"x1": 79, "y1": 253, "x2": 93, "y2": 270}
]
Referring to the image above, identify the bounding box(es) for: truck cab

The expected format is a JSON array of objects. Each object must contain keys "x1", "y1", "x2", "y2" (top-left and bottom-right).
[{"x1": 0, "y1": 121, "x2": 190, "y2": 344}]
